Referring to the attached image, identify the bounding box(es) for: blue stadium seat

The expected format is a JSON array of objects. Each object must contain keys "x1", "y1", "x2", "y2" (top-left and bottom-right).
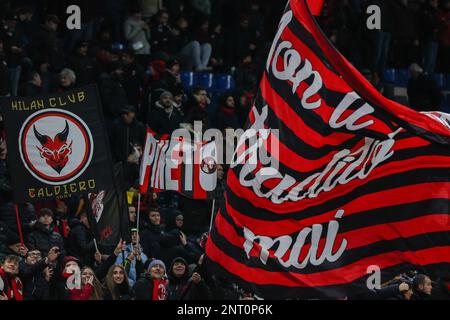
[
  {"x1": 180, "y1": 71, "x2": 195, "y2": 90},
  {"x1": 383, "y1": 69, "x2": 396, "y2": 83},
  {"x1": 395, "y1": 69, "x2": 409, "y2": 87},
  {"x1": 214, "y1": 74, "x2": 235, "y2": 91},
  {"x1": 195, "y1": 72, "x2": 214, "y2": 90},
  {"x1": 433, "y1": 73, "x2": 445, "y2": 89}
]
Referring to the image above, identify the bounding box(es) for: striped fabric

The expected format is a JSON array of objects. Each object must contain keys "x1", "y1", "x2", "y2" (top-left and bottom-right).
[
  {"x1": 205, "y1": 0, "x2": 450, "y2": 299},
  {"x1": 139, "y1": 130, "x2": 217, "y2": 199}
]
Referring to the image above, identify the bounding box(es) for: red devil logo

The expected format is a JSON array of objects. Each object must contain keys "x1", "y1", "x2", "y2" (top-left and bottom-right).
[{"x1": 33, "y1": 121, "x2": 73, "y2": 174}]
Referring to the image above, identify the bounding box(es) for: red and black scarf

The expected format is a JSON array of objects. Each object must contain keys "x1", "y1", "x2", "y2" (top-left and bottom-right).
[
  {"x1": 0, "y1": 267, "x2": 24, "y2": 301},
  {"x1": 152, "y1": 279, "x2": 168, "y2": 300}
]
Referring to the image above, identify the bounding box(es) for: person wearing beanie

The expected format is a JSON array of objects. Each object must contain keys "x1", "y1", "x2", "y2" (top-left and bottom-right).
[
  {"x1": 167, "y1": 256, "x2": 189, "y2": 300},
  {"x1": 49, "y1": 240, "x2": 126, "y2": 300},
  {"x1": 148, "y1": 90, "x2": 183, "y2": 135},
  {"x1": 132, "y1": 258, "x2": 168, "y2": 300}
]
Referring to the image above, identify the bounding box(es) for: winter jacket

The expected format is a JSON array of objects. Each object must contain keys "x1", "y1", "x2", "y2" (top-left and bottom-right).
[
  {"x1": 0, "y1": 202, "x2": 36, "y2": 239},
  {"x1": 167, "y1": 257, "x2": 212, "y2": 300},
  {"x1": 66, "y1": 220, "x2": 95, "y2": 267},
  {"x1": 67, "y1": 52, "x2": 96, "y2": 86},
  {"x1": 148, "y1": 101, "x2": 183, "y2": 135},
  {"x1": 133, "y1": 273, "x2": 168, "y2": 300},
  {"x1": 27, "y1": 222, "x2": 66, "y2": 256},
  {"x1": 19, "y1": 258, "x2": 51, "y2": 300},
  {"x1": 140, "y1": 223, "x2": 166, "y2": 259},
  {"x1": 103, "y1": 281, "x2": 133, "y2": 300},
  {"x1": 110, "y1": 117, "x2": 146, "y2": 162},
  {"x1": 97, "y1": 72, "x2": 129, "y2": 119},
  {"x1": 18, "y1": 82, "x2": 42, "y2": 97}
]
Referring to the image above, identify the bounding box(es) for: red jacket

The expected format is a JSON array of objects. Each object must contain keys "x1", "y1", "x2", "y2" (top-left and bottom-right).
[{"x1": 69, "y1": 283, "x2": 94, "y2": 300}]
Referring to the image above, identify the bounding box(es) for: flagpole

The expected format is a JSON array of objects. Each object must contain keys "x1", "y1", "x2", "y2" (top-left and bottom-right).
[
  {"x1": 136, "y1": 192, "x2": 141, "y2": 235},
  {"x1": 209, "y1": 199, "x2": 216, "y2": 232},
  {"x1": 14, "y1": 204, "x2": 24, "y2": 245}
]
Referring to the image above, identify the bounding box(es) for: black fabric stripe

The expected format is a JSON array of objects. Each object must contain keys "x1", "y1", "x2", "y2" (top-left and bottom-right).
[
  {"x1": 216, "y1": 208, "x2": 450, "y2": 274},
  {"x1": 222, "y1": 197, "x2": 449, "y2": 236},
  {"x1": 263, "y1": 69, "x2": 400, "y2": 141},
  {"x1": 210, "y1": 215, "x2": 450, "y2": 277}
]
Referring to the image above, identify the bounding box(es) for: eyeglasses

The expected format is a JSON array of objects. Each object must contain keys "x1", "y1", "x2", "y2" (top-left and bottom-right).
[{"x1": 29, "y1": 252, "x2": 42, "y2": 257}]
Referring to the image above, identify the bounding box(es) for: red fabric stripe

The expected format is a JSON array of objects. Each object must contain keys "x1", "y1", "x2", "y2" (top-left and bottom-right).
[{"x1": 261, "y1": 73, "x2": 355, "y2": 147}]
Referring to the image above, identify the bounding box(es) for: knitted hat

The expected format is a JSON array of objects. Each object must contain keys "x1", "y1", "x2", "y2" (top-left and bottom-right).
[
  {"x1": 160, "y1": 91, "x2": 173, "y2": 100},
  {"x1": 171, "y1": 257, "x2": 188, "y2": 267},
  {"x1": 147, "y1": 259, "x2": 166, "y2": 272},
  {"x1": 62, "y1": 256, "x2": 80, "y2": 268}
]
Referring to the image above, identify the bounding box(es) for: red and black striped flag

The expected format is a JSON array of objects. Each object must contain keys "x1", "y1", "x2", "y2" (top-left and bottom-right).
[{"x1": 205, "y1": 0, "x2": 450, "y2": 299}]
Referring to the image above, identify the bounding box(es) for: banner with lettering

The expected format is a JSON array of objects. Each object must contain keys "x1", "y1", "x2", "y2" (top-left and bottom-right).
[
  {"x1": 139, "y1": 130, "x2": 218, "y2": 199},
  {"x1": 205, "y1": 0, "x2": 450, "y2": 299},
  {"x1": 0, "y1": 84, "x2": 114, "y2": 202}
]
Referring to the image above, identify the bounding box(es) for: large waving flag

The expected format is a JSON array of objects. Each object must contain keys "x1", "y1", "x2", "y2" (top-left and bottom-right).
[{"x1": 205, "y1": 0, "x2": 450, "y2": 299}]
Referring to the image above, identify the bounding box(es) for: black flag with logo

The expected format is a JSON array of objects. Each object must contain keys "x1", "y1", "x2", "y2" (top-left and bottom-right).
[
  {"x1": 0, "y1": 85, "x2": 114, "y2": 203},
  {"x1": 86, "y1": 163, "x2": 131, "y2": 252}
]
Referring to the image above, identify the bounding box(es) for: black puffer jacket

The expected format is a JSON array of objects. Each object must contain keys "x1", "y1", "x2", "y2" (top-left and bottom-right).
[
  {"x1": 97, "y1": 72, "x2": 129, "y2": 119},
  {"x1": 140, "y1": 223, "x2": 166, "y2": 259},
  {"x1": 66, "y1": 219, "x2": 95, "y2": 267},
  {"x1": 27, "y1": 222, "x2": 66, "y2": 256},
  {"x1": 19, "y1": 258, "x2": 51, "y2": 300},
  {"x1": 148, "y1": 101, "x2": 183, "y2": 135}
]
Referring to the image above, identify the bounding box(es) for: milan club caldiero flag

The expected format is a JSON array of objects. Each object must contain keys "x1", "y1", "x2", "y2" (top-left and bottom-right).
[
  {"x1": 139, "y1": 130, "x2": 217, "y2": 199},
  {"x1": 1, "y1": 85, "x2": 114, "y2": 202},
  {"x1": 205, "y1": 0, "x2": 450, "y2": 299}
]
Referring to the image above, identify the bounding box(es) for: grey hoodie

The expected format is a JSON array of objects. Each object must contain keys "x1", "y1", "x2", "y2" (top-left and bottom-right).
[{"x1": 124, "y1": 17, "x2": 151, "y2": 55}]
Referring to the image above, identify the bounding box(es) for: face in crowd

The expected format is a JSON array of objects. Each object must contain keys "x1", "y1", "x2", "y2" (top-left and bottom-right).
[
  {"x1": 81, "y1": 267, "x2": 95, "y2": 286},
  {"x1": 26, "y1": 250, "x2": 42, "y2": 265},
  {"x1": 175, "y1": 215, "x2": 184, "y2": 229},
  {"x1": 149, "y1": 210, "x2": 161, "y2": 226},
  {"x1": 150, "y1": 264, "x2": 165, "y2": 280},
  {"x1": 128, "y1": 206, "x2": 137, "y2": 222},
  {"x1": 2, "y1": 257, "x2": 19, "y2": 275},
  {"x1": 172, "y1": 261, "x2": 186, "y2": 278},
  {"x1": 417, "y1": 276, "x2": 433, "y2": 295},
  {"x1": 39, "y1": 212, "x2": 53, "y2": 227},
  {"x1": 112, "y1": 266, "x2": 125, "y2": 285}
]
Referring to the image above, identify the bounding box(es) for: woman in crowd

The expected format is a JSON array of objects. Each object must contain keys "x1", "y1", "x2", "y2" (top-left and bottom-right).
[{"x1": 103, "y1": 264, "x2": 132, "y2": 300}]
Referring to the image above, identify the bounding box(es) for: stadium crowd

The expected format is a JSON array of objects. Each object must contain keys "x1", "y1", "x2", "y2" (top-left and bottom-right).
[{"x1": 0, "y1": 0, "x2": 449, "y2": 300}]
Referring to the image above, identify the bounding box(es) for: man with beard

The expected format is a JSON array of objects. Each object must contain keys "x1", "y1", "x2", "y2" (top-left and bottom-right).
[{"x1": 148, "y1": 91, "x2": 183, "y2": 135}]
